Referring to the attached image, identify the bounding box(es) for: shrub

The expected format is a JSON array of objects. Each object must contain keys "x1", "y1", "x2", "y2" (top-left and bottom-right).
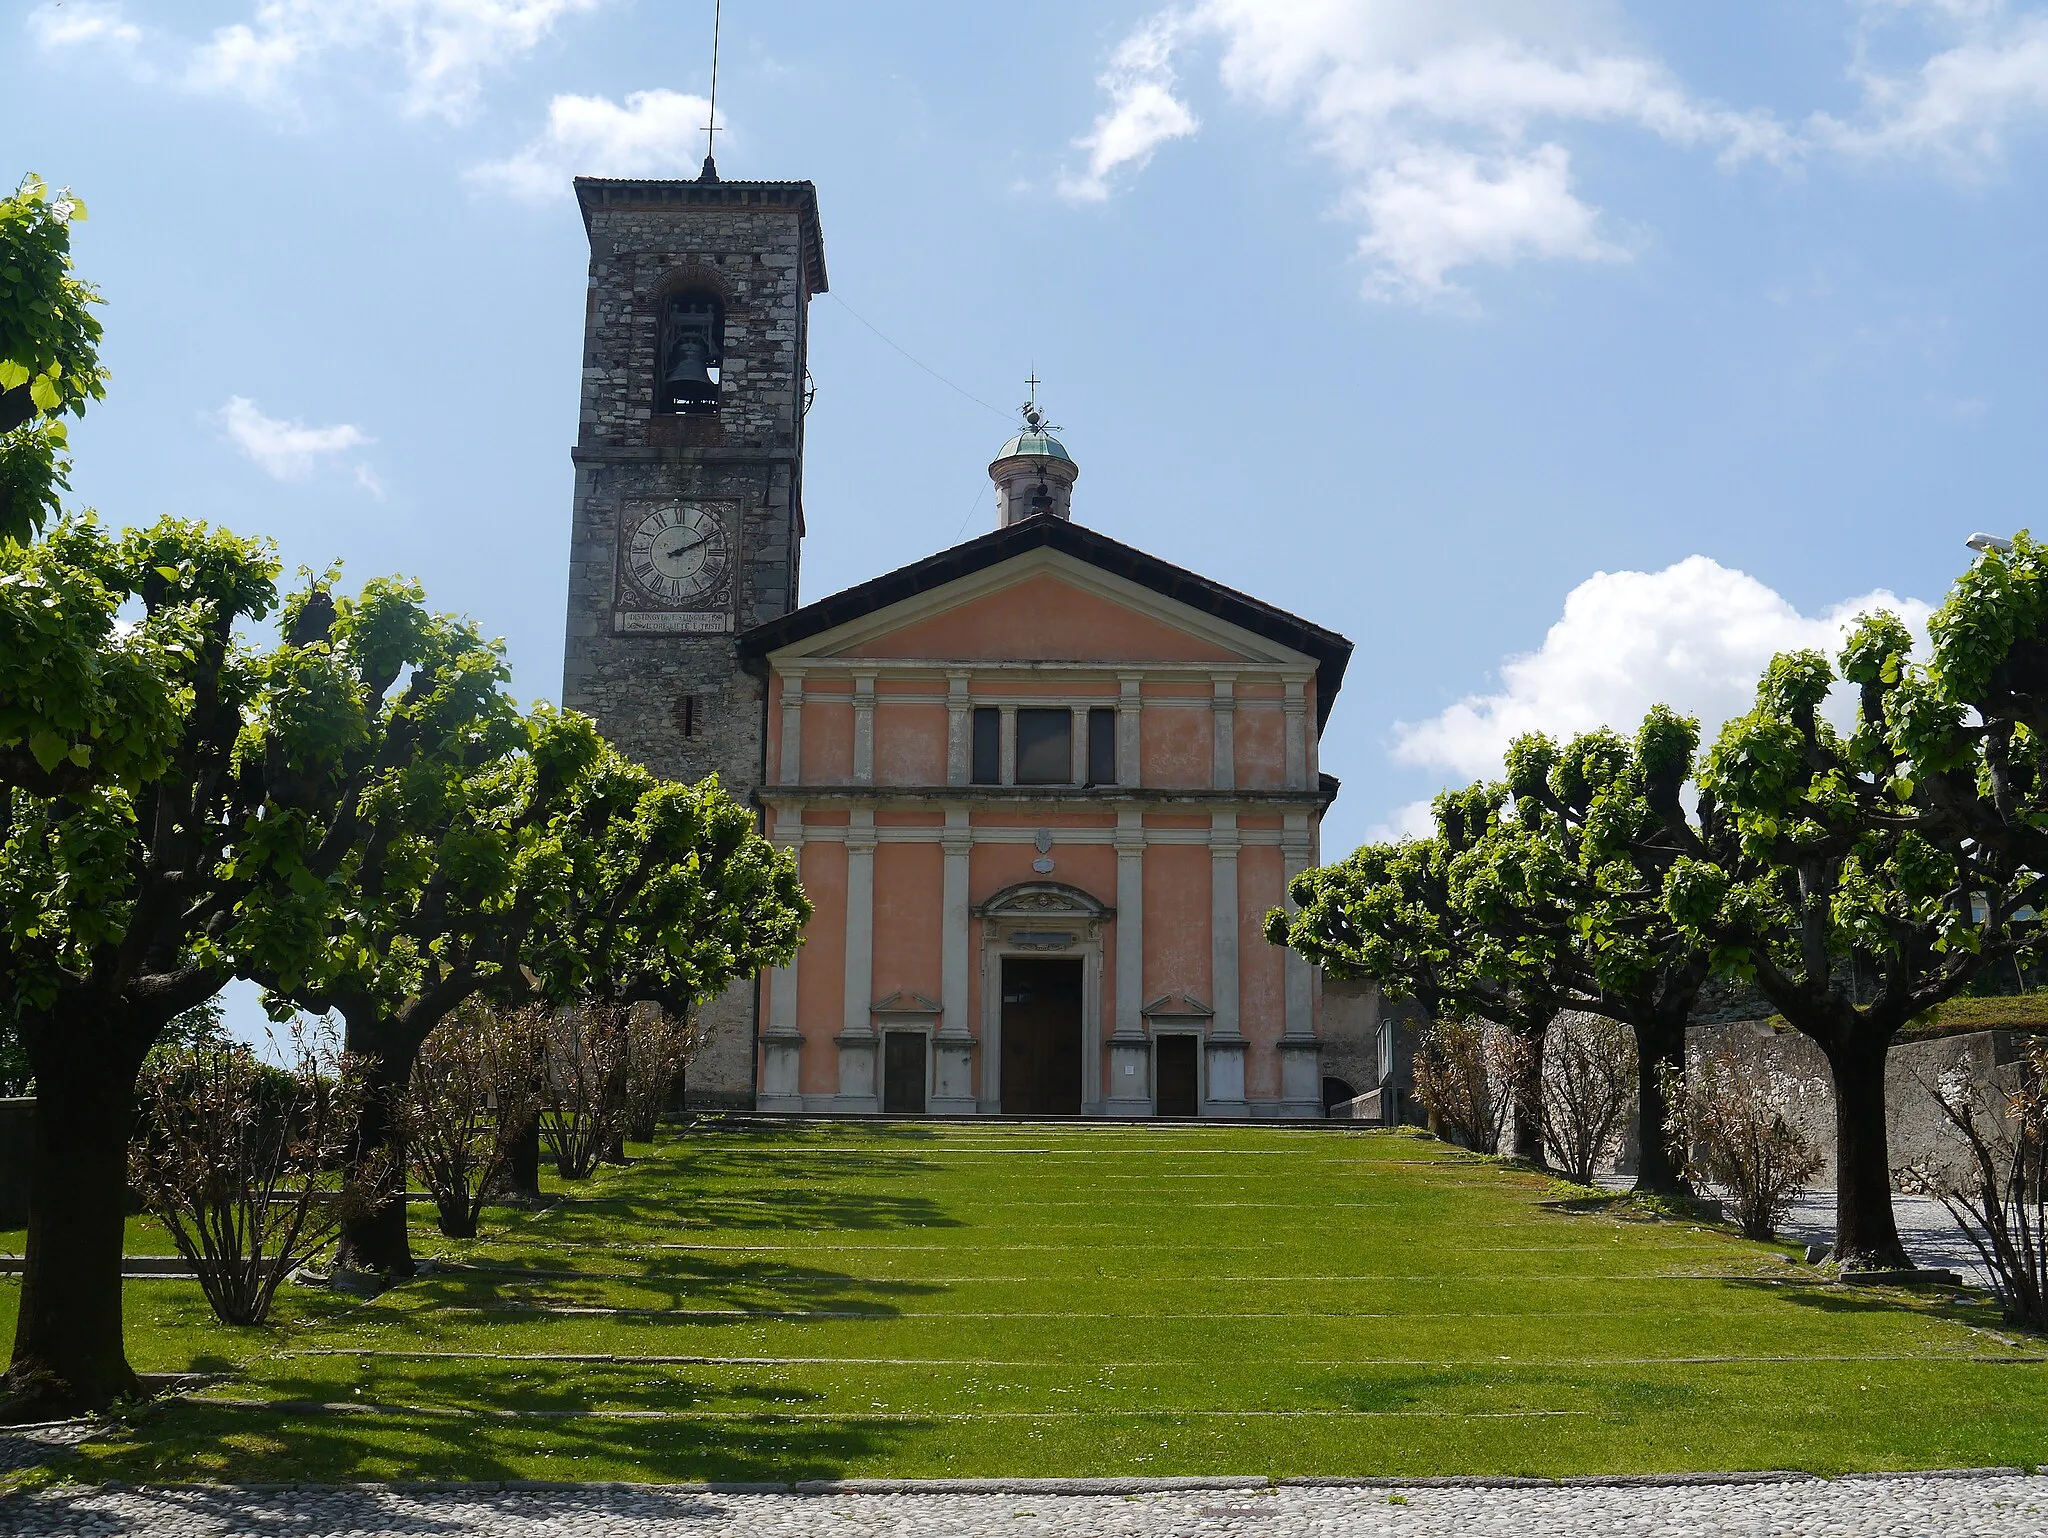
[
  {"x1": 1661, "y1": 1032, "x2": 1824, "y2": 1241},
  {"x1": 1412, "y1": 1017, "x2": 1515, "y2": 1154},
  {"x1": 624, "y1": 1005, "x2": 699, "y2": 1144},
  {"x1": 401, "y1": 1002, "x2": 545, "y2": 1238},
  {"x1": 1899, "y1": 1044, "x2": 2048, "y2": 1328},
  {"x1": 541, "y1": 1003, "x2": 632, "y2": 1179},
  {"x1": 1542, "y1": 1012, "x2": 1638, "y2": 1185},
  {"x1": 130, "y1": 1030, "x2": 380, "y2": 1325}
]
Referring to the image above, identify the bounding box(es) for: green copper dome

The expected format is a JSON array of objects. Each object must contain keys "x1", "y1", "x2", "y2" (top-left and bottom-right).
[{"x1": 993, "y1": 430, "x2": 1074, "y2": 463}]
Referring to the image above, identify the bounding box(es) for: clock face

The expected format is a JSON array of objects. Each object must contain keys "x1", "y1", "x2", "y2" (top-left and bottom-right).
[{"x1": 625, "y1": 503, "x2": 729, "y2": 607}]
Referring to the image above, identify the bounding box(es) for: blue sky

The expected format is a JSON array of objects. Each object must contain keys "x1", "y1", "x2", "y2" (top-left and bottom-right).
[{"x1": 10, "y1": 0, "x2": 2048, "y2": 861}]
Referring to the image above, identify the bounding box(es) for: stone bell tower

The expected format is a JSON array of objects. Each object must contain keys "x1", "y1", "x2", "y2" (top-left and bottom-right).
[{"x1": 560, "y1": 170, "x2": 827, "y2": 1108}]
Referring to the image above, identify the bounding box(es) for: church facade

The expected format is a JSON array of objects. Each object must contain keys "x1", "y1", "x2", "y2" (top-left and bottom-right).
[{"x1": 560, "y1": 169, "x2": 1353, "y2": 1117}]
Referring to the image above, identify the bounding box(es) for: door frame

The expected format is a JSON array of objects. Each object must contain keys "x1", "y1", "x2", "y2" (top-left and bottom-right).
[
  {"x1": 878, "y1": 1022, "x2": 933, "y2": 1115},
  {"x1": 1150, "y1": 1028, "x2": 1204, "y2": 1116},
  {"x1": 974, "y1": 882, "x2": 1113, "y2": 1115}
]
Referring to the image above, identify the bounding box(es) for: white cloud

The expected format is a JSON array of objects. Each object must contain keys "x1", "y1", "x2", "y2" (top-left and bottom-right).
[
  {"x1": 469, "y1": 89, "x2": 714, "y2": 201},
  {"x1": 28, "y1": 0, "x2": 600, "y2": 120},
  {"x1": 27, "y1": 2, "x2": 141, "y2": 49},
  {"x1": 1350, "y1": 143, "x2": 1625, "y2": 304},
  {"x1": 1364, "y1": 797, "x2": 1441, "y2": 845},
  {"x1": 1059, "y1": 15, "x2": 1200, "y2": 202},
  {"x1": 1391, "y1": 555, "x2": 1934, "y2": 783},
  {"x1": 1819, "y1": 4, "x2": 2048, "y2": 162},
  {"x1": 216, "y1": 396, "x2": 375, "y2": 484},
  {"x1": 1063, "y1": 1, "x2": 1792, "y2": 304}
]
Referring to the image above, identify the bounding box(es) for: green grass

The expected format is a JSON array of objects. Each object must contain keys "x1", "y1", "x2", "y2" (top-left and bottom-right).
[{"x1": 28, "y1": 1122, "x2": 2048, "y2": 1483}]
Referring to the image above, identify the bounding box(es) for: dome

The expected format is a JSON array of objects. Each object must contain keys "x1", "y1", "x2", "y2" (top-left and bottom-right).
[{"x1": 992, "y1": 430, "x2": 1074, "y2": 464}]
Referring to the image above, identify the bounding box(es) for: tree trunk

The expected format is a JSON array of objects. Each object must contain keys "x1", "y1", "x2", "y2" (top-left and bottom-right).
[
  {"x1": 504, "y1": 1113, "x2": 541, "y2": 1200},
  {"x1": 335, "y1": 1037, "x2": 419, "y2": 1278},
  {"x1": 1504, "y1": 1025, "x2": 1548, "y2": 1167},
  {"x1": 1823, "y1": 1032, "x2": 1913, "y2": 1270},
  {"x1": 4, "y1": 1030, "x2": 145, "y2": 1417},
  {"x1": 1631, "y1": 1018, "x2": 1690, "y2": 1197}
]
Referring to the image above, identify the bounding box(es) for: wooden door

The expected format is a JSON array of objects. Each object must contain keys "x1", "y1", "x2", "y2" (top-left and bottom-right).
[
  {"x1": 882, "y1": 1031, "x2": 927, "y2": 1115},
  {"x1": 1155, "y1": 1034, "x2": 1199, "y2": 1117},
  {"x1": 1000, "y1": 958, "x2": 1084, "y2": 1115}
]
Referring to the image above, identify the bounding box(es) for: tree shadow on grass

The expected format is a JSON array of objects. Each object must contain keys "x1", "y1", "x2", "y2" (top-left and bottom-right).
[
  {"x1": 58, "y1": 1396, "x2": 928, "y2": 1521},
  {"x1": 397, "y1": 1249, "x2": 943, "y2": 1318},
  {"x1": 1712, "y1": 1275, "x2": 2006, "y2": 1323}
]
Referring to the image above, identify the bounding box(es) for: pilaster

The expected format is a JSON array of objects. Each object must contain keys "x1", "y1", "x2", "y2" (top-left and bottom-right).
[
  {"x1": 758, "y1": 811, "x2": 805, "y2": 1112},
  {"x1": 852, "y1": 672, "x2": 876, "y2": 786},
  {"x1": 933, "y1": 808, "x2": 977, "y2": 1114},
  {"x1": 1117, "y1": 674, "x2": 1142, "y2": 788},
  {"x1": 1278, "y1": 813, "x2": 1321, "y2": 1115},
  {"x1": 1212, "y1": 677, "x2": 1237, "y2": 793},
  {"x1": 945, "y1": 672, "x2": 971, "y2": 788},
  {"x1": 1206, "y1": 811, "x2": 1247, "y2": 1115},
  {"x1": 836, "y1": 809, "x2": 878, "y2": 1111},
  {"x1": 778, "y1": 672, "x2": 805, "y2": 787},
  {"x1": 1107, "y1": 808, "x2": 1151, "y2": 1114},
  {"x1": 999, "y1": 705, "x2": 1018, "y2": 786},
  {"x1": 1284, "y1": 679, "x2": 1308, "y2": 791}
]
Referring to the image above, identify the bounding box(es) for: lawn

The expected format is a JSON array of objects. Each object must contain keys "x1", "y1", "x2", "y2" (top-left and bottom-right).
[{"x1": 19, "y1": 1120, "x2": 2048, "y2": 1483}]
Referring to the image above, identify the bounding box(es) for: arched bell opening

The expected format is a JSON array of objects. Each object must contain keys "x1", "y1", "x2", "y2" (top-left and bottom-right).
[{"x1": 658, "y1": 290, "x2": 726, "y2": 416}]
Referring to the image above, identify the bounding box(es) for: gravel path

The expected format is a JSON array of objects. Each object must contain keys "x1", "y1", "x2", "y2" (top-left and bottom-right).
[
  {"x1": 1, "y1": 1476, "x2": 2043, "y2": 1537},
  {"x1": 1777, "y1": 1191, "x2": 1994, "y2": 1285}
]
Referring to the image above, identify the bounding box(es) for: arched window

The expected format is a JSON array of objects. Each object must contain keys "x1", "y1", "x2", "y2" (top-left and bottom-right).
[{"x1": 658, "y1": 291, "x2": 725, "y2": 416}]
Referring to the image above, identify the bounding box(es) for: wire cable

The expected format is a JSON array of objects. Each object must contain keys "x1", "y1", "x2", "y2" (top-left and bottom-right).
[{"x1": 825, "y1": 293, "x2": 1014, "y2": 423}]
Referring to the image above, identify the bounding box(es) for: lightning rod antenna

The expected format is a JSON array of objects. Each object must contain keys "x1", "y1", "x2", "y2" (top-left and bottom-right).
[{"x1": 701, "y1": 0, "x2": 724, "y2": 181}]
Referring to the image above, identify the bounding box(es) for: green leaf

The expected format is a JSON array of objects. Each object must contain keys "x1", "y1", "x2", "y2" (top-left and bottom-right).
[
  {"x1": 0, "y1": 360, "x2": 27, "y2": 391},
  {"x1": 28, "y1": 374, "x2": 59, "y2": 411},
  {"x1": 27, "y1": 731, "x2": 68, "y2": 772},
  {"x1": 154, "y1": 566, "x2": 180, "y2": 583}
]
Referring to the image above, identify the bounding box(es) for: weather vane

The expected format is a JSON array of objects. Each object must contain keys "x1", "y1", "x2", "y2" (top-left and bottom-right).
[{"x1": 1019, "y1": 372, "x2": 1059, "y2": 435}]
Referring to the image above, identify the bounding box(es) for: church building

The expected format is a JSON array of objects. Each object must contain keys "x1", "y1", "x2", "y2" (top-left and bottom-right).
[{"x1": 560, "y1": 169, "x2": 1354, "y2": 1117}]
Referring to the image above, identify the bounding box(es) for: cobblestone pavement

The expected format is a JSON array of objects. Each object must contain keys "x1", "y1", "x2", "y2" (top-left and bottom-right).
[
  {"x1": 0, "y1": 1475, "x2": 2043, "y2": 1537},
  {"x1": 1778, "y1": 1191, "x2": 1993, "y2": 1285}
]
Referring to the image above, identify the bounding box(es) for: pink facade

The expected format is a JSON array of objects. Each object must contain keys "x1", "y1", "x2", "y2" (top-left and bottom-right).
[{"x1": 748, "y1": 528, "x2": 1349, "y2": 1119}]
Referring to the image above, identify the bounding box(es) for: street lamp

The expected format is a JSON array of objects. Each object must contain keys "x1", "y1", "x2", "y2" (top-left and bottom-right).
[{"x1": 1967, "y1": 533, "x2": 2016, "y2": 554}]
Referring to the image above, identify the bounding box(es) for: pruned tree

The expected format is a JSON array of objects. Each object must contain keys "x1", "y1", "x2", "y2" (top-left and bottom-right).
[
  {"x1": 0, "y1": 516, "x2": 329, "y2": 1414},
  {"x1": 1662, "y1": 599, "x2": 2048, "y2": 1268},
  {"x1": 0, "y1": 175, "x2": 105, "y2": 542},
  {"x1": 1267, "y1": 791, "x2": 1561, "y2": 1164}
]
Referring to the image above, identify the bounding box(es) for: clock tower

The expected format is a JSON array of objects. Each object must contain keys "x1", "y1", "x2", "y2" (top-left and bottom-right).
[{"x1": 560, "y1": 171, "x2": 827, "y2": 1108}]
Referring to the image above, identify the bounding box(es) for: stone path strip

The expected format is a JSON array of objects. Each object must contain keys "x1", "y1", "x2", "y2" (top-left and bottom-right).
[{"x1": 1, "y1": 1474, "x2": 2043, "y2": 1536}]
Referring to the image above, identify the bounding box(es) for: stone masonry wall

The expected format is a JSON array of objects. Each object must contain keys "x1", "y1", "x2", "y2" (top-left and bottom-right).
[{"x1": 561, "y1": 186, "x2": 818, "y2": 1109}]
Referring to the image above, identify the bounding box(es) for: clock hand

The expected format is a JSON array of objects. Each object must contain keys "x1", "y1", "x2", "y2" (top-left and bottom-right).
[{"x1": 662, "y1": 532, "x2": 713, "y2": 561}]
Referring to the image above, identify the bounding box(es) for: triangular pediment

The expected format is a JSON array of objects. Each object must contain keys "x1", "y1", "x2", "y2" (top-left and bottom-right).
[{"x1": 770, "y1": 547, "x2": 1308, "y2": 667}]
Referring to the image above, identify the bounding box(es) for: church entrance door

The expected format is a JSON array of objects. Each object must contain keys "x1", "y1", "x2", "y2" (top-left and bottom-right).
[
  {"x1": 1154, "y1": 1034, "x2": 1199, "y2": 1117},
  {"x1": 999, "y1": 958, "x2": 1084, "y2": 1116}
]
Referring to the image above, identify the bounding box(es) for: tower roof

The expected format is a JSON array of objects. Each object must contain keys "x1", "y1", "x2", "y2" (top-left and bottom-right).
[
  {"x1": 992, "y1": 429, "x2": 1074, "y2": 464},
  {"x1": 572, "y1": 176, "x2": 829, "y2": 295}
]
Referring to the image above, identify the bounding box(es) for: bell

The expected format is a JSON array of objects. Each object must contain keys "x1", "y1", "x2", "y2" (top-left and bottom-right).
[
  {"x1": 1028, "y1": 473, "x2": 1055, "y2": 516},
  {"x1": 663, "y1": 335, "x2": 719, "y2": 415}
]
